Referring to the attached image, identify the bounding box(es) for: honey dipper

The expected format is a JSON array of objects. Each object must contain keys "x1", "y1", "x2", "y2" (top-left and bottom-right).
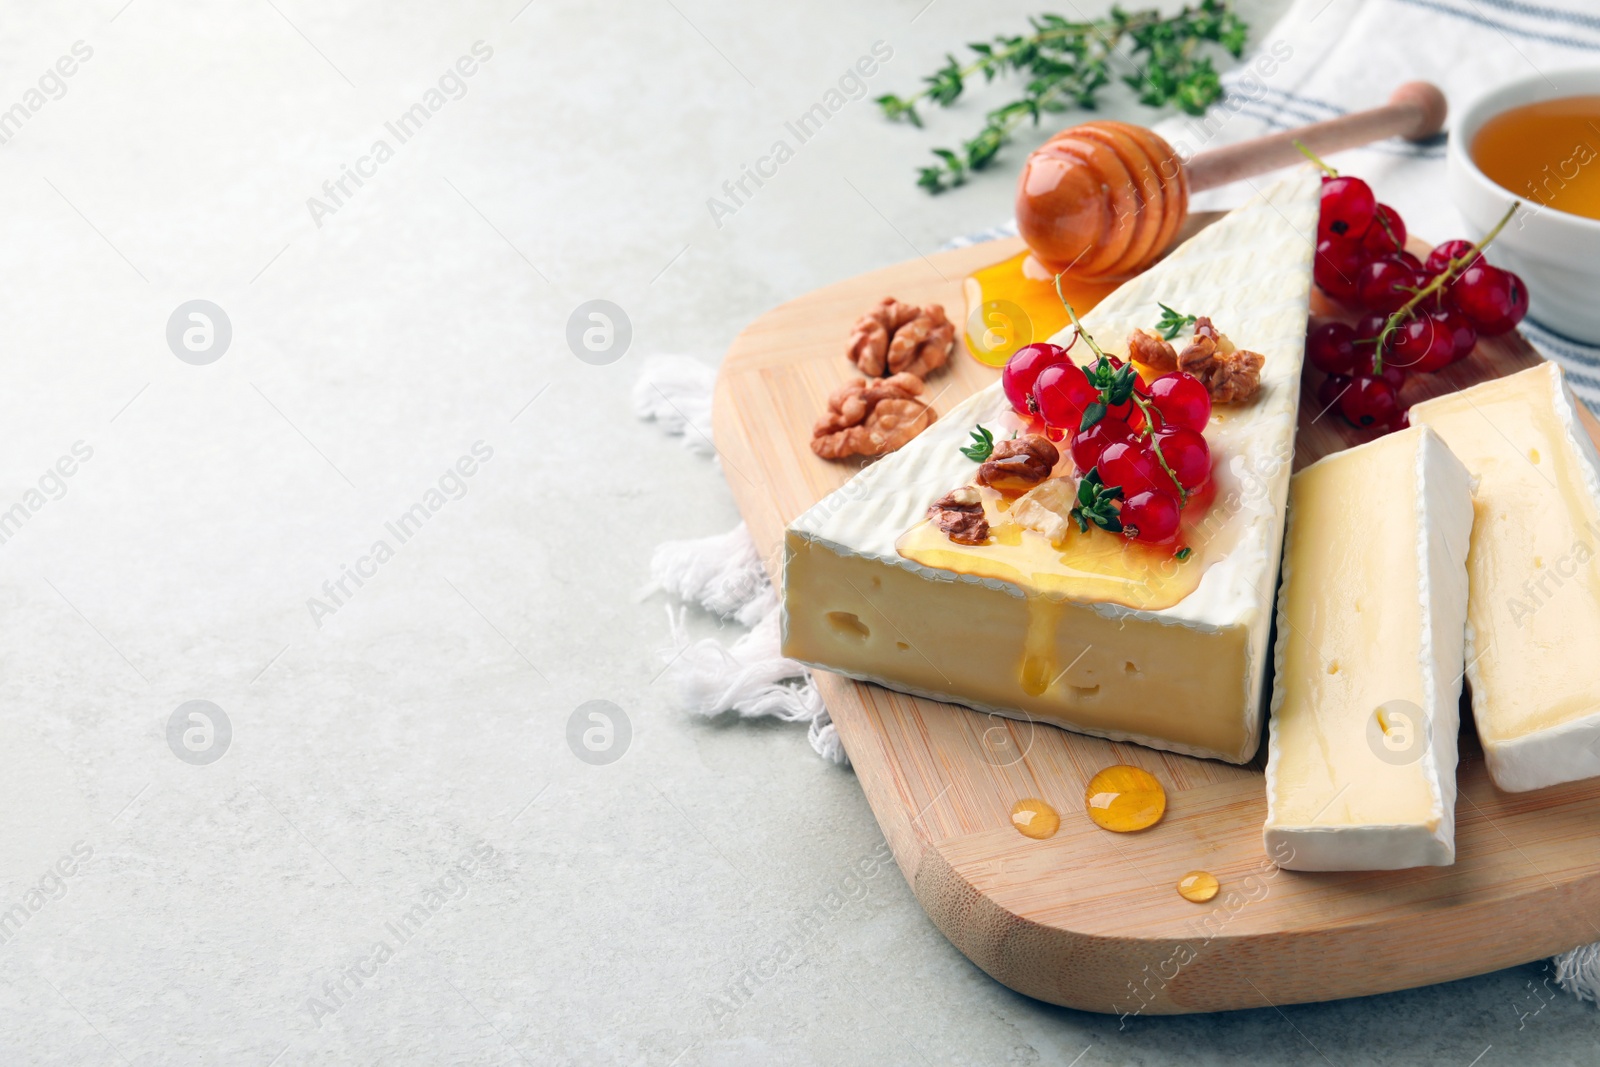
[{"x1": 1016, "y1": 82, "x2": 1448, "y2": 280}]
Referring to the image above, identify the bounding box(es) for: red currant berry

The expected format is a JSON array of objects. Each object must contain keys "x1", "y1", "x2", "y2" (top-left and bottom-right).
[
  {"x1": 1452, "y1": 262, "x2": 1510, "y2": 329},
  {"x1": 1152, "y1": 427, "x2": 1211, "y2": 492},
  {"x1": 1424, "y1": 239, "x2": 1480, "y2": 276},
  {"x1": 1305, "y1": 321, "x2": 1360, "y2": 375},
  {"x1": 1439, "y1": 306, "x2": 1477, "y2": 362},
  {"x1": 1360, "y1": 203, "x2": 1407, "y2": 256},
  {"x1": 1357, "y1": 253, "x2": 1424, "y2": 314},
  {"x1": 1414, "y1": 276, "x2": 1451, "y2": 314},
  {"x1": 1120, "y1": 490, "x2": 1182, "y2": 546},
  {"x1": 1314, "y1": 237, "x2": 1365, "y2": 302},
  {"x1": 1388, "y1": 314, "x2": 1427, "y2": 366},
  {"x1": 1380, "y1": 362, "x2": 1408, "y2": 390},
  {"x1": 1416, "y1": 309, "x2": 1467, "y2": 372},
  {"x1": 1318, "y1": 176, "x2": 1377, "y2": 243},
  {"x1": 1003, "y1": 342, "x2": 1071, "y2": 416},
  {"x1": 1147, "y1": 372, "x2": 1211, "y2": 432},
  {"x1": 1099, "y1": 441, "x2": 1171, "y2": 497},
  {"x1": 1390, "y1": 312, "x2": 1453, "y2": 373},
  {"x1": 1353, "y1": 311, "x2": 1386, "y2": 341},
  {"x1": 1033, "y1": 363, "x2": 1098, "y2": 429},
  {"x1": 1317, "y1": 373, "x2": 1352, "y2": 411},
  {"x1": 1069, "y1": 417, "x2": 1136, "y2": 473},
  {"x1": 1340, "y1": 375, "x2": 1400, "y2": 428},
  {"x1": 1389, "y1": 408, "x2": 1411, "y2": 431},
  {"x1": 1413, "y1": 324, "x2": 1455, "y2": 374},
  {"x1": 1469, "y1": 269, "x2": 1528, "y2": 336}
]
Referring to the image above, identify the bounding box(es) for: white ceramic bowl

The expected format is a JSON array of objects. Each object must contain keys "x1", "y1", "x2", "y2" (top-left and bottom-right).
[{"x1": 1448, "y1": 67, "x2": 1600, "y2": 344}]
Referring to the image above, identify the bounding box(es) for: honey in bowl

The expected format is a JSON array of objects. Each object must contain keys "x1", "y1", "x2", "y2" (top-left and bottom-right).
[{"x1": 1470, "y1": 95, "x2": 1600, "y2": 222}]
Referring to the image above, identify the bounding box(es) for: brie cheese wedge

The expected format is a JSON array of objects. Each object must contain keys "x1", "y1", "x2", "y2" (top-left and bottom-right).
[
  {"x1": 1263, "y1": 427, "x2": 1474, "y2": 871},
  {"x1": 780, "y1": 169, "x2": 1319, "y2": 763},
  {"x1": 1412, "y1": 363, "x2": 1600, "y2": 792}
]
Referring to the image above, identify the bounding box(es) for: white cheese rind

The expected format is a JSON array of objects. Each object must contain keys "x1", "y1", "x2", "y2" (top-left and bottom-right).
[
  {"x1": 1479, "y1": 365, "x2": 1600, "y2": 792},
  {"x1": 1438, "y1": 363, "x2": 1600, "y2": 792},
  {"x1": 1263, "y1": 427, "x2": 1474, "y2": 871},
  {"x1": 783, "y1": 168, "x2": 1320, "y2": 763}
]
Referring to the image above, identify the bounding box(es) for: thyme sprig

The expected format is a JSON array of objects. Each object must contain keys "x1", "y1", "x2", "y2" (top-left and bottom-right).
[
  {"x1": 960, "y1": 424, "x2": 996, "y2": 461},
  {"x1": 1368, "y1": 202, "x2": 1519, "y2": 373},
  {"x1": 1070, "y1": 468, "x2": 1124, "y2": 533},
  {"x1": 878, "y1": 2, "x2": 1248, "y2": 193},
  {"x1": 1155, "y1": 303, "x2": 1198, "y2": 340}
]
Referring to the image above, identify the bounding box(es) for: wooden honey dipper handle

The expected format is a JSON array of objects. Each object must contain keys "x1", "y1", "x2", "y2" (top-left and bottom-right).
[
  {"x1": 1016, "y1": 82, "x2": 1448, "y2": 280},
  {"x1": 1185, "y1": 82, "x2": 1448, "y2": 193}
]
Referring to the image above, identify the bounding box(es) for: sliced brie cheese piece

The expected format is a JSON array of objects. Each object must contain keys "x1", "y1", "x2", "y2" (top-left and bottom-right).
[
  {"x1": 1412, "y1": 362, "x2": 1600, "y2": 792},
  {"x1": 1263, "y1": 427, "x2": 1473, "y2": 871},
  {"x1": 780, "y1": 169, "x2": 1320, "y2": 763}
]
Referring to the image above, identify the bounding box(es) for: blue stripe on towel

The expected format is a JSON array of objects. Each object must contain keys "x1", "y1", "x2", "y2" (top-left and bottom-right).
[
  {"x1": 1523, "y1": 320, "x2": 1600, "y2": 368},
  {"x1": 1223, "y1": 90, "x2": 1330, "y2": 128},
  {"x1": 1393, "y1": 0, "x2": 1600, "y2": 50},
  {"x1": 1470, "y1": 0, "x2": 1600, "y2": 34},
  {"x1": 1257, "y1": 88, "x2": 1345, "y2": 117},
  {"x1": 1222, "y1": 84, "x2": 1345, "y2": 121}
]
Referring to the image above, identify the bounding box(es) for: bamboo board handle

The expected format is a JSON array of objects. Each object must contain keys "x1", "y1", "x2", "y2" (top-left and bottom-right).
[{"x1": 1185, "y1": 82, "x2": 1448, "y2": 193}]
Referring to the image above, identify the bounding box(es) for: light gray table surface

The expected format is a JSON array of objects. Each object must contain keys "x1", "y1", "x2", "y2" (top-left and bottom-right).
[{"x1": 0, "y1": 1, "x2": 1594, "y2": 1064}]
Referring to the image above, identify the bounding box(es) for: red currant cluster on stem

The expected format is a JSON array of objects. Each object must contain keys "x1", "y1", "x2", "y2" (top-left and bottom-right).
[
  {"x1": 1305, "y1": 144, "x2": 1526, "y2": 430},
  {"x1": 1000, "y1": 298, "x2": 1212, "y2": 550}
]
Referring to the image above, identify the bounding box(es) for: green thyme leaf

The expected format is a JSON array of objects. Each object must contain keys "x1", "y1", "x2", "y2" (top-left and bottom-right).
[
  {"x1": 1077, "y1": 468, "x2": 1100, "y2": 506},
  {"x1": 1175, "y1": 546, "x2": 1193, "y2": 561},
  {"x1": 1155, "y1": 302, "x2": 1198, "y2": 340},
  {"x1": 1070, "y1": 468, "x2": 1124, "y2": 533},
  {"x1": 927, "y1": 54, "x2": 966, "y2": 106},
  {"x1": 1106, "y1": 364, "x2": 1137, "y2": 405},
  {"x1": 960, "y1": 424, "x2": 996, "y2": 462},
  {"x1": 875, "y1": 94, "x2": 920, "y2": 126},
  {"x1": 1079, "y1": 401, "x2": 1107, "y2": 434}
]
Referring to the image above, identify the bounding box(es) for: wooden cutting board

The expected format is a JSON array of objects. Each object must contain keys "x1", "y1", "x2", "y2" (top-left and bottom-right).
[{"x1": 711, "y1": 220, "x2": 1600, "y2": 1015}]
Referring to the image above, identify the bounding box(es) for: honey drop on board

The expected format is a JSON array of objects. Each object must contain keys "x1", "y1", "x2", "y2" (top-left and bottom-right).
[
  {"x1": 1010, "y1": 797, "x2": 1061, "y2": 839},
  {"x1": 1084, "y1": 765, "x2": 1166, "y2": 832},
  {"x1": 1177, "y1": 870, "x2": 1219, "y2": 903}
]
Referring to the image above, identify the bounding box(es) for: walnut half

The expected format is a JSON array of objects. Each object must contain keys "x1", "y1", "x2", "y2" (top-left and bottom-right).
[
  {"x1": 1127, "y1": 328, "x2": 1177, "y2": 373},
  {"x1": 1176, "y1": 316, "x2": 1264, "y2": 403},
  {"x1": 928, "y1": 486, "x2": 988, "y2": 546},
  {"x1": 976, "y1": 434, "x2": 1060, "y2": 494},
  {"x1": 847, "y1": 297, "x2": 955, "y2": 380},
  {"x1": 811, "y1": 373, "x2": 936, "y2": 460}
]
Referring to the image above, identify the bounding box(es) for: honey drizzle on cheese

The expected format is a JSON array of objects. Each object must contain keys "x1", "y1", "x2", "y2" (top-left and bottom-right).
[
  {"x1": 962, "y1": 251, "x2": 1121, "y2": 367},
  {"x1": 895, "y1": 482, "x2": 1225, "y2": 612},
  {"x1": 897, "y1": 480, "x2": 1236, "y2": 700},
  {"x1": 1020, "y1": 595, "x2": 1064, "y2": 697}
]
